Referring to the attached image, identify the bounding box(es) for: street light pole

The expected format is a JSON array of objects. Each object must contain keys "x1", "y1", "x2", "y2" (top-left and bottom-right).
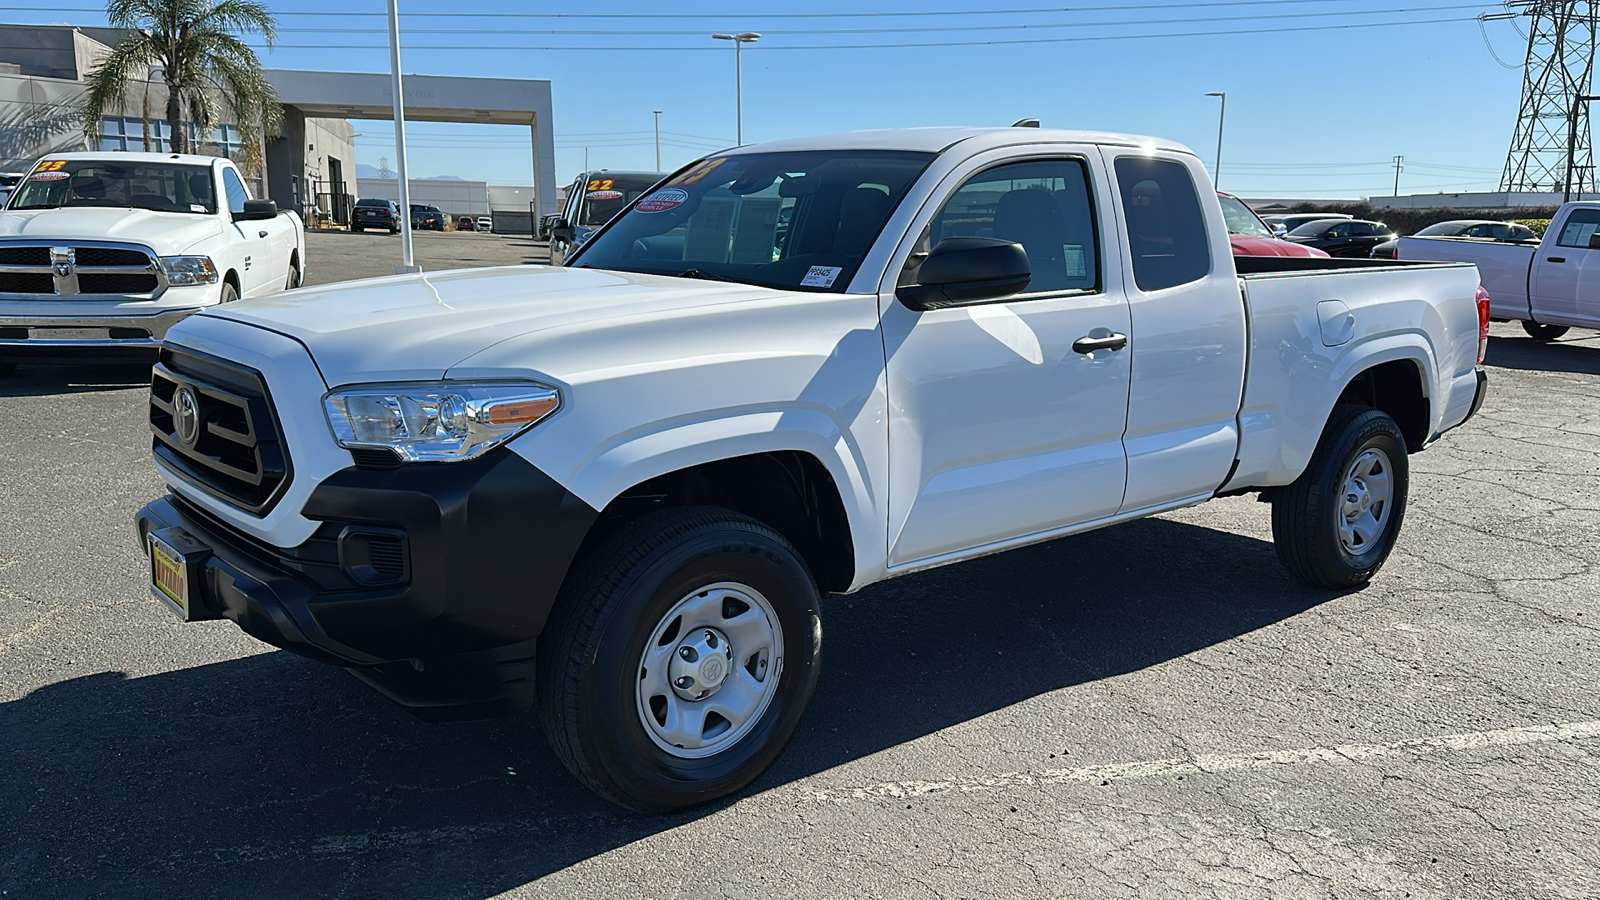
[
  {"x1": 712, "y1": 32, "x2": 760, "y2": 145},
  {"x1": 1566, "y1": 93, "x2": 1600, "y2": 202},
  {"x1": 653, "y1": 109, "x2": 662, "y2": 170},
  {"x1": 386, "y1": 0, "x2": 419, "y2": 274},
  {"x1": 1205, "y1": 92, "x2": 1226, "y2": 190}
]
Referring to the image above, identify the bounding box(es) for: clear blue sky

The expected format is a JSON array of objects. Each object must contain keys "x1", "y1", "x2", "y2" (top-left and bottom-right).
[{"x1": 4, "y1": 0, "x2": 1535, "y2": 198}]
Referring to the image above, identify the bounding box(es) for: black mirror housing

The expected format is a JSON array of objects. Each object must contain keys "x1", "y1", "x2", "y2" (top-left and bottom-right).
[
  {"x1": 234, "y1": 199, "x2": 277, "y2": 221},
  {"x1": 1588, "y1": 232, "x2": 1600, "y2": 250},
  {"x1": 551, "y1": 217, "x2": 574, "y2": 241},
  {"x1": 897, "y1": 237, "x2": 1031, "y2": 311}
]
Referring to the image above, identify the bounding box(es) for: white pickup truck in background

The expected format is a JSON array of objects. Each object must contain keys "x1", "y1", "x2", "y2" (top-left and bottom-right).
[
  {"x1": 1398, "y1": 200, "x2": 1600, "y2": 340},
  {"x1": 135, "y1": 126, "x2": 1488, "y2": 812},
  {"x1": 0, "y1": 151, "x2": 305, "y2": 373}
]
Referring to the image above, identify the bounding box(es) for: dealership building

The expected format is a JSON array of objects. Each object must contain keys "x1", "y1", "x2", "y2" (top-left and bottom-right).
[{"x1": 0, "y1": 23, "x2": 556, "y2": 228}]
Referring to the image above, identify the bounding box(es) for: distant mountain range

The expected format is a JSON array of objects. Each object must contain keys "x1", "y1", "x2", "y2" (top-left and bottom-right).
[{"x1": 354, "y1": 163, "x2": 464, "y2": 181}]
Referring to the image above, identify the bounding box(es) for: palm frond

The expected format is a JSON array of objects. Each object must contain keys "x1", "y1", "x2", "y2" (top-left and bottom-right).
[
  {"x1": 192, "y1": 0, "x2": 276, "y2": 46},
  {"x1": 79, "y1": 31, "x2": 161, "y2": 144}
]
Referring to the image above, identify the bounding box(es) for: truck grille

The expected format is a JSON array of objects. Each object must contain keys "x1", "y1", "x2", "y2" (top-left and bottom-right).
[
  {"x1": 0, "y1": 242, "x2": 162, "y2": 297},
  {"x1": 150, "y1": 347, "x2": 291, "y2": 513}
]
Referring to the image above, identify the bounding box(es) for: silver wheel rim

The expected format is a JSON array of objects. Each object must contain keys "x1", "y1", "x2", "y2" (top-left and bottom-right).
[
  {"x1": 1337, "y1": 447, "x2": 1394, "y2": 555},
  {"x1": 636, "y1": 581, "x2": 784, "y2": 759}
]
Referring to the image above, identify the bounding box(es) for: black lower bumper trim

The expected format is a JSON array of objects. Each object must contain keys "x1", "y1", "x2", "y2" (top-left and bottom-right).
[
  {"x1": 135, "y1": 448, "x2": 599, "y2": 717},
  {"x1": 1467, "y1": 366, "x2": 1488, "y2": 422}
]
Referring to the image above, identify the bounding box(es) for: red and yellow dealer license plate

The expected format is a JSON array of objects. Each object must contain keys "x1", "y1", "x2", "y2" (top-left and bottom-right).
[{"x1": 148, "y1": 532, "x2": 189, "y2": 617}]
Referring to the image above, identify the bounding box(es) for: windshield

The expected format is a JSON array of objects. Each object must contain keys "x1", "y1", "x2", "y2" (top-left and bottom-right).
[
  {"x1": 570, "y1": 150, "x2": 935, "y2": 292},
  {"x1": 575, "y1": 175, "x2": 664, "y2": 228},
  {"x1": 9, "y1": 159, "x2": 216, "y2": 213},
  {"x1": 1288, "y1": 219, "x2": 1339, "y2": 236},
  {"x1": 1219, "y1": 195, "x2": 1272, "y2": 238}
]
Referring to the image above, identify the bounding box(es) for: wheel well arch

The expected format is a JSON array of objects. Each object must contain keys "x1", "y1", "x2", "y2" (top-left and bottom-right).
[
  {"x1": 585, "y1": 450, "x2": 855, "y2": 594},
  {"x1": 1336, "y1": 359, "x2": 1429, "y2": 451},
  {"x1": 223, "y1": 269, "x2": 241, "y2": 294}
]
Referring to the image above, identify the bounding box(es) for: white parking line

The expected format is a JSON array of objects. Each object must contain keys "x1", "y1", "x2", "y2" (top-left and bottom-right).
[{"x1": 804, "y1": 720, "x2": 1600, "y2": 804}]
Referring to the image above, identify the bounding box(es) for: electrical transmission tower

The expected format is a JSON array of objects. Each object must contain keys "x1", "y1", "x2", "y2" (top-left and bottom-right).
[{"x1": 1500, "y1": 1, "x2": 1599, "y2": 196}]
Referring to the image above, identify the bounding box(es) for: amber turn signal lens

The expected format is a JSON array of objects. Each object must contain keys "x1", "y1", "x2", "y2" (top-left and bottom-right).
[{"x1": 482, "y1": 395, "x2": 559, "y2": 425}]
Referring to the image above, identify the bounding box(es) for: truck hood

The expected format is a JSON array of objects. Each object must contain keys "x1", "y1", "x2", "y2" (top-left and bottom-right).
[
  {"x1": 0, "y1": 207, "x2": 222, "y2": 253},
  {"x1": 200, "y1": 265, "x2": 792, "y2": 385}
]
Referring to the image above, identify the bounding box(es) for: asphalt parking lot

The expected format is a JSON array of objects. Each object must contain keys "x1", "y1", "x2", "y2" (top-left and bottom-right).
[
  {"x1": 1, "y1": 281, "x2": 1597, "y2": 895},
  {"x1": 303, "y1": 229, "x2": 550, "y2": 285}
]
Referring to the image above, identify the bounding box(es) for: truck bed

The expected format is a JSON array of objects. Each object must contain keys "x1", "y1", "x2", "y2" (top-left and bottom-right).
[
  {"x1": 1225, "y1": 256, "x2": 1482, "y2": 492},
  {"x1": 1393, "y1": 235, "x2": 1536, "y2": 320}
]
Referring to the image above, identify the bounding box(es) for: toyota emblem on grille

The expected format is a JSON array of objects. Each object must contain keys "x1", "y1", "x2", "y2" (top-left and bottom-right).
[{"x1": 173, "y1": 385, "x2": 200, "y2": 447}]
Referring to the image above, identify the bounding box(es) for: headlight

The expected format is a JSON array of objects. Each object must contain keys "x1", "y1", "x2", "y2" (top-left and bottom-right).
[
  {"x1": 160, "y1": 256, "x2": 219, "y2": 286},
  {"x1": 323, "y1": 382, "x2": 561, "y2": 462}
]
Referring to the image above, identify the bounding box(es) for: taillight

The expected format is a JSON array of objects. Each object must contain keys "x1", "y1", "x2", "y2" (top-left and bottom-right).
[{"x1": 1475, "y1": 285, "x2": 1491, "y2": 365}]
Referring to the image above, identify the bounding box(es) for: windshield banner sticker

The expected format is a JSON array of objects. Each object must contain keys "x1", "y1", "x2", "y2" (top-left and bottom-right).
[
  {"x1": 586, "y1": 190, "x2": 623, "y2": 200},
  {"x1": 636, "y1": 188, "x2": 688, "y2": 213},
  {"x1": 802, "y1": 265, "x2": 842, "y2": 288},
  {"x1": 29, "y1": 171, "x2": 68, "y2": 181},
  {"x1": 668, "y1": 158, "x2": 728, "y2": 187}
]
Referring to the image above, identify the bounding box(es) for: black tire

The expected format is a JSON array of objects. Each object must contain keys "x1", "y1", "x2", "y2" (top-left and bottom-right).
[
  {"x1": 538, "y1": 506, "x2": 822, "y2": 812},
  {"x1": 286, "y1": 259, "x2": 300, "y2": 290},
  {"x1": 1522, "y1": 321, "x2": 1569, "y2": 341},
  {"x1": 220, "y1": 282, "x2": 239, "y2": 304},
  {"x1": 390, "y1": 225, "x2": 399, "y2": 235},
  {"x1": 1272, "y1": 404, "x2": 1409, "y2": 589},
  {"x1": 352, "y1": 225, "x2": 362, "y2": 233}
]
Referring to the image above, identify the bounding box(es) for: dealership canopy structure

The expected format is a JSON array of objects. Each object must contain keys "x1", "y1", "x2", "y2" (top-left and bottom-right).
[
  {"x1": 0, "y1": 24, "x2": 555, "y2": 225},
  {"x1": 263, "y1": 68, "x2": 556, "y2": 223}
]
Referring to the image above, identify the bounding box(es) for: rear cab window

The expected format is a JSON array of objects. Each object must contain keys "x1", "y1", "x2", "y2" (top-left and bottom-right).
[{"x1": 1113, "y1": 156, "x2": 1211, "y2": 292}]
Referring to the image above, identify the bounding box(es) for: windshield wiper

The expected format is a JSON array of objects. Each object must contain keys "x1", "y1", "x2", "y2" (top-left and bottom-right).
[{"x1": 673, "y1": 268, "x2": 738, "y2": 283}]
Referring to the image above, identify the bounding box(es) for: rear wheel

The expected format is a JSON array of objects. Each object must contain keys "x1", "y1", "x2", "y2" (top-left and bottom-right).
[
  {"x1": 352, "y1": 225, "x2": 363, "y2": 233},
  {"x1": 1522, "y1": 321, "x2": 1569, "y2": 341},
  {"x1": 538, "y1": 506, "x2": 822, "y2": 812},
  {"x1": 1272, "y1": 404, "x2": 1409, "y2": 589}
]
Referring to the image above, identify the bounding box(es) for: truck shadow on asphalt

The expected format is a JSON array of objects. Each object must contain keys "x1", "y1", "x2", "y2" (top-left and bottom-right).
[
  {"x1": 0, "y1": 516, "x2": 1348, "y2": 897},
  {"x1": 1486, "y1": 333, "x2": 1600, "y2": 376},
  {"x1": 0, "y1": 361, "x2": 152, "y2": 397}
]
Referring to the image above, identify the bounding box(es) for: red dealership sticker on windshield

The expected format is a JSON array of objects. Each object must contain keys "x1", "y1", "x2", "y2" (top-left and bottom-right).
[
  {"x1": 635, "y1": 188, "x2": 688, "y2": 213},
  {"x1": 29, "y1": 171, "x2": 68, "y2": 181},
  {"x1": 585, "y1": 190, "x2": 623, "y2": 200}
]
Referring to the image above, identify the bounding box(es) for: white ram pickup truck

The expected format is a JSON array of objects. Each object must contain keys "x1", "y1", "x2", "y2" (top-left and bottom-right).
[
  {"x1": 0, "y1": 151, "x2": 304, "y2": 373},
  {"x1": 134, "y1": 127, "x2": 1488, "y2": 811},
  {"x1": 1398, "y1": 200, "x2": 1599, "y2": 341}
]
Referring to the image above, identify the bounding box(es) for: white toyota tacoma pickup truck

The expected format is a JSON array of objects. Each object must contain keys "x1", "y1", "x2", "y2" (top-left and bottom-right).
[
  {"x1": 134, "y1": 127, "x2": 1488, "y2": 811},
  {"x1": 1398, "y1": 200, "x2": 1599, "y2": 341},
  {"x1": 0, "y1": 151, "x2": 304, "y2": 373}
]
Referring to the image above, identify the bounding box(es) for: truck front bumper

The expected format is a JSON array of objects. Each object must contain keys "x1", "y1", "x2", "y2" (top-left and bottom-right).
[
  {"x1": 0, "y1": 307, "x2": 200, "y2": 359},
  {"x1": 135, "y1": 449, "x2": 600, "y2": 721}
]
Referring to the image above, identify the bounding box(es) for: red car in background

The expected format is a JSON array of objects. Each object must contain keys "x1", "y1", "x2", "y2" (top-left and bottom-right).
[{"x1": 1218, "y1": 192, "x2": 1331, "y2": 258}]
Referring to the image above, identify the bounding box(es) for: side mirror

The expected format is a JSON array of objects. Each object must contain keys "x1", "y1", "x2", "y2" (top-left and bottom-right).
[
  {"x1": 550, "y1": 217, "x2": 573, "y2": 242},
  {"x1": 234, "y1": 199, "x2": 277, "y2": 221},
  {"x1": 1273, "y1": 224, "x2": 1288, "y2": 238},
  {"x1": 896, "y1": 237, "x2": 1031, "y2": 311},
  {"x1": 1588, "y1": 232, "x2": 1600, "y2": 250}
]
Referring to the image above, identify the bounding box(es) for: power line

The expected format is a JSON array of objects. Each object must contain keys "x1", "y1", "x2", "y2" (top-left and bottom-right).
[
  {"x1": 263, "y1": 4, "x2": 1490, "y2": 37},
  {"x1": 0, "y1": 0, "x2": 1492, "y2": 19},
  {"x1": 196, "y1": 15, "x2": 1487, "y2": 51}
]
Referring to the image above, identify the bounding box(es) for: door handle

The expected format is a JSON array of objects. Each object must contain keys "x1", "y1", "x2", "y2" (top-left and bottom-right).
[
  {"x1": 258, "y1": 230, "x2": 269, "y2": 238},
  {"x1": 1548, "y1": 257, "x2": 1566, "y2": 263},
  {"x1": 1073, "y1": 332, "x2": 1129, "y2": 354}
]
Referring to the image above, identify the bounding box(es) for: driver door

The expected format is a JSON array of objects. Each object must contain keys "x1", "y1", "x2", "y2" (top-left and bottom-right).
[{"x1": 879, "y1": 150, "x2": 1132, "y2": 568}]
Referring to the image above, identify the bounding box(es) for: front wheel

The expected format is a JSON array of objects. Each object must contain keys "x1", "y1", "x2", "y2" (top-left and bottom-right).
[
  {"x1": 1522, "y1": 321, "x2": 1569, "y2": 341},
  {"x1": 1272, "y1": 404, "x2": 1409, "y2": 589},
  {"x1": 538, "y1": 506, "x2": 822, "y2": 812}
]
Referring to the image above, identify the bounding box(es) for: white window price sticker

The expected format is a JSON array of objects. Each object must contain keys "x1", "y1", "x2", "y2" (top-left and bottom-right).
[{"x1": 801, "y1": 265, "x2": 842, "y2": 288}]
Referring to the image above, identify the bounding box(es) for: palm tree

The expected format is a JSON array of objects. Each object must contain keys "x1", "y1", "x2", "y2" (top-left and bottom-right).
[{"x1": 80, "y1": 0, "x2": 280, "y2": 177}]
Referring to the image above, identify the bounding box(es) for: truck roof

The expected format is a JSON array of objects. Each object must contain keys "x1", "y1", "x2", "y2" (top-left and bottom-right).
[
  {"x1": 721, "y1": 126, "x2": 1196, "y2": 158},
  {"x1": 31, "y1": 151, "x2": 229, "y2": 166}
]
